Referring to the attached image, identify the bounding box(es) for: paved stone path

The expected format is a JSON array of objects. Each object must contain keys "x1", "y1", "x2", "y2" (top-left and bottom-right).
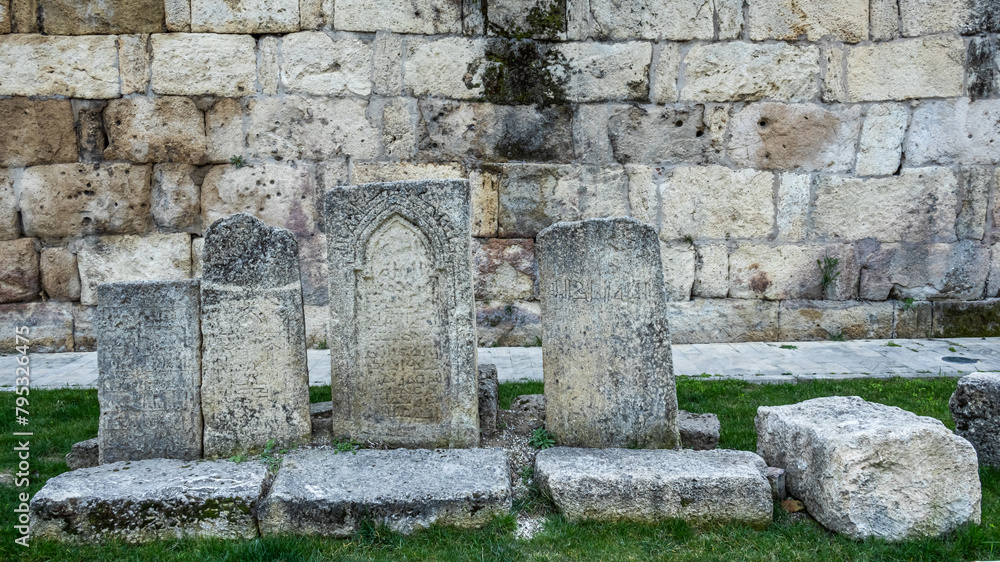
[{"x1": 5, "y1": 338, "x2": 999, "y2": 389}]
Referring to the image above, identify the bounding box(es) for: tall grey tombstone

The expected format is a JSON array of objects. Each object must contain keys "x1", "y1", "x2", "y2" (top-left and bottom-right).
[
  {"x1": 537, "y1": 217, "x2": 679, "y2": 448},
  {"x1": 96, "y1": 280, "x2": 202, "y2": 464},
  {"x1": 200, "y1": 213, "x2": 311, "y2": 457},
  {"x1": 325, "y1": 179, "x2": 479, "y2": 448}
]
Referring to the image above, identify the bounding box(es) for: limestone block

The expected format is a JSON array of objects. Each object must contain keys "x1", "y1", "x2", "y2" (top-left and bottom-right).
[
  {"x1": 30, "y1": 459, "x2": 268, "y2": 543},
  {"x1": 967, "y1": 36, "x2": 999, "y2": 101},
  {"x1": 281, "y1": 32, "x2": 372, "y2": 96},
  {"x1": 191, "y1": 0, "x2": 299, "y2": 32},
  {"x1": 299, "y1": 0, "x2": 331, "y2": 29},
  {"x1": 201, "y1": 163, "x2": 318, "y2": 237},
  {"x1": 40, "y1": 247, "x2": 80, "y2": 301},
  {"x1": 97, "y1": 280, "x2": 202, "y2": 464},
  {"x1": 0, "y1": 99, "x2": 77, "y2": 167},
  {"x1": 259, "y1": 449, "x2": 511, "y2": 536},
  {"x1": 990, "y1": 245, "x2": 1000, "y2": 298},
  {"x1": 653, "y1": 43, "x2": 680, "y2": 103},
  {"x1": 729, "y1": 243, "x2": 858, "y2": 301},
  {"x1": 478, "y1": 364, "x2": 499, "y2": 437},
  {"x1": 377, "y1": 97, "x2": 417, "y2": 159},
  {"x1": 71, "y1": 303, "x2": 97, "y2": 351},
  {"x1": 845, "y1": 36, "x2": 965, "y2": 102},
  {"x1": 950, "y1": 373, "x2": 1000, "y2": 468},
  {"x1": 748, "y1": 0, "x2": 868, "y2": 42},
  {"x1": 678, "y1": 411, "x2": 720, "y2": 450},
  {"x1": 608, "y1": 105, "x2": 710, "y2": 164},
  {"x1": 681, "y1": 42, "x2": 820, "y2": 102},
  {"x1": 666, "y1": 299, "x2": 780, "y2": 344},
  {"x1": 373, "y1": 31, "x2": 404, "y2": 95},
  {"x1": 856, "y1": 103, "x2": 908, "y2": 176},
  {"x1": 476, "y1": 300, "x2": 542, "y2": 347},
  {"x1": 576, "y1": 0, "x2": 714, "y2": 40},
  {"x1": 0, "y1": 35, "x2": 119, "y2": 98},
  {"x1": 776, "y1": 173, "x2": 810, "y2": 241},
  {"x1": 538, "y1": 218, "x2": 679, "y2": 448},
  {"x1": 205, "y1": 99, "x2": 244, "y2": 164},
  {"x1": 778, "y1": 300, "x2": 894, "y2": 341},
  {"x1": 35, "y1": 0, "x2": 164, "y2": 34},
  {"x1": 118, "y1": 34, "x2": 150, "y2": 95},
  {"x1": 258, "y1": 35, "x2": 279, "y2": 95},
  {"x1": 497, "y1": 164, "x2": 628, "y2": 238},
  {"x1": 811, "y1": 168, "x2": 959, "y2": 242},
  {"x1": 351, "y1": 162, "x2": 463, "y2": 185},
  {"x1": 573, "y1": 104, "x2": 614, "y2": 164},
  {"x1": 152, "y1": 164, "x2": 203, "y2": 234},
  {"x1": 0, "y1": 0, "x2": 9, "y2": 33},
  {"x1": 165, "y1": 0, "x2": 190, "y2": 31},
  {"x1": 77, "y1": 233, "x2": 192, "y2": 306},
  {"x1": 716, "y1": 0, "x2": 743, "y2": 38},
  {"x1": 74, "y1": 100, "x2": 108, "y2": 163},
  {"x1": 932, "y1": 300, "x2": 1000, "y2": 337},
  {"x1": 757, "y1": 396, "x2": 981, "y2": 540},
  {"x1": 556, "y1": 41, "x2": 651, "y2": 102},
  {"x1": 693, "y1": 244, "x2": 728, "y2": 298},
  {"x1": 859, "y1": 241, "x2": 990, "y2": 301},
  {"x1": 906, "y1": 99, "x2": 1000, "y2": 166},
  {"x1": 899, "y1": 0, "x2": 975, "y2": 36},
  {"x1": 474, "y1": 238, "x2": 537, "y2": 302},
  {"x1": 417, "y1": 100, "x2": 574, "y2": 164},
  {"x1": 658, "y1": 166, "x2": 775, "y2": 240},
  {"x1": 471, "y1": 168, "x2": 500, "y2": 238},
  {"x1": 625, "y1": 165, "x2": 656, "y2": 224},
  {"x1": 956, "y1": 167, "x2": 992, "y2": 241},
  {"x1": 894, "y1": 299, "x2": 933, "y2": 338},
  {"x1": 247, "y1": 96, "x2": 379, "y2": 160},
  {"x1": 535, "y1": 448, "x2": 771, "y2": 526},
  {"x1": 151, "y1": 34, "x2": 256, "y2": 97},
  {"x1": 0, "y1": 238, "x2": 38, "y2": 303},
  {"x1": 292, "y1": 232, "x2": 327, "y2": 306},
  {"x1": 104, "y1": 97, "x2": 207, "y2": 164},
  {"x1": 0, "y1": 172, "x2": 15, "y2": 243},
  {"x1": 11, "y1": 0, "x2": 37, "y2": 32},
  {"x1": 822, "y1": 46, "x2": 847, "y2": 102},
  {"x1": 334, "y1": 0, "x2": 463, "y2": 34},
  {"x1": 659, "y1": 241, "x2": 695, "y2": 301},
  {"x1": 870, "y1": 0, "x2": 899, "y2": 40},
  {"x1": 404, "y1": 37, "x2": 485, "y2": 100},
  {"x1": 65, "y1": 438, "x2": 99, "y2": 470},
  {"x1": 0, "y1": 301, "x2": 74, "y2": 352}
]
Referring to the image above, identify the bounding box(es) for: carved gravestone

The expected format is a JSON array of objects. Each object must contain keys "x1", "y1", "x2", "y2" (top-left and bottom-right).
[
  {"x1": 325, "y1": 179, "x2": 479, "y2": 448},
  {"x1": 537, "y1": 217, "x2": 679, "y2": 448},
  {"x1": 201, "y1": 213, "x2": 311, "y2": 457},
  {"x1": 96, "y1": 280, "x2": 202, "y2": 464}
]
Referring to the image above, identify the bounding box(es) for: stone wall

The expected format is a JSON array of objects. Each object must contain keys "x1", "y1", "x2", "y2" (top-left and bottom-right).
[{"x1": 1, "y1": 0, "x2": 999, "y2": 350}]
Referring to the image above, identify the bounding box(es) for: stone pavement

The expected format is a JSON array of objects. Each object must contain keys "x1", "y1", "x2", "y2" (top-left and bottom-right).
[{"x1": 6, "y1": 338, "x2": 999, "y2": 389}]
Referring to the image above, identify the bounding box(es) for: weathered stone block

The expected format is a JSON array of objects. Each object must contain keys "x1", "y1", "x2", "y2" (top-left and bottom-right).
[
  {"x1": 870, "y1": 0, "x2": 899, "y2": 40},
  {"x1": 373, "y1": 31, "x2": 404, "y2": 95},
  {"x1": 510, "y1": 394, "x2": 545, "y2": 418},
  {"x1": 476, "y1": 300, "x2": 541, "y2": 347},
  {"x1": 376, "y1": 97, "x2": 417, "y2": 159},
  {"x1": 0, "y1": 238, "x2": 38, "y2": 304},
  {"x1": 956, "y1": 167, "x2": 992, "y2": 240},
  {"x1": 201, "y1": 214, "x2": 311, "y2": 456},
  {"x1": 77, "y1": 233, "x2": 191, "y2": 306},
  {"x1": 0, "y1": 301, "x2": 74, "y2": 352},
  {"x1": 748, "y1": 0, "x2": 868, "y2": 42},
  {"x1": 478, "y1": 364, "x2": 499, "y2": 437},
  {"x1": 678, "y1": 410, "x2": 719, "y2": 450},
  {"x1": 536, "y1": 448, "x2": 771, "y2": 526},
  {"x1": 906, "y1": 99, "x2": 1000, "y2": 166},
  {"x1": 104, "y1": 97, "x2": 207, "y2": 164},
  {"x1": 72, "y1": 303, "x2": 97, "y2": 352},
  {"x1": 950, "y1": 373, "x2": 1000, "y2": 468},
  {"x1": 206, "y1": 99, "x2": 245, "y2": 164},
  {"x1": 729, "y1": 243, "x2": 858, "y2": 301},
  {"x1": 0, "y1": 99, "x2": 76, "y2": 167},
  {"x1": 0, "y1": 170, "x2": 16, "y2": 242},
  {"x1": 97, "y1": 280, "x2": 202, "y2": 464},
  {"x1": 65, "y1": 438, "x2": 99, "y2": 470},
  {"x1": 497, "y1": 164, "x2": 627, "y2": 239},
  {"x1": 894, "y1": 299, "x2": 933, "y2": 338},
  {"x1": 334, "y1": 0, "x2": 463, "y2": 34},
  {"x1": 898, "y1": 0, "x2": 980, "y2": 36},
  {"x1": 775, "y1": 173, "x2": 810, "y2": 241},
  {"x1": 538, "y1": 218, "x2": 678, "y2": 448},
  {"x1": 326, "y1": 180, "x2": 478, "y2": 448},
  {"x1": 812, "y1": 169, "x2": 959, "y2": 242},
  {"x1": 281, "y1": 32, "x2": 372, "y2": 96},
  {"x1": 0, "y1": 35, "x2": 119, "y2": 98},
  {"x1": 932, "y1": 300, "x2": 1000, "y2": 337},
  {"x1": 967, "y1": 36, "x2": 998, "y2": 101},
  {"x1": 165, "y1": 0, "x2": 190, "y2": 30},
  {"x1": 351, "y1": 162, "x2": 463, "y2": 185},
  {"x1": 474, "y1": 238, "x2": 537, "y2": 302},
  {"x1": 666, "y1": 299, "x2": 780, "y2": 344},
  {"x1": 36, "y1": 0, "x2": 164, "y2": 34},
  {"x1": 757, "y1": 396, "x2": 981, "y2": 540},
  {"x1": 118, "y1": 34, "x2": 150, "y2": 95},
  {"x1": 607, "y1": 104, "x2": 710, "y2": 164},
  {"x1": 191, "y1": 0, "x2": 299, "y2": 32},
  {"x1": 299, "y1": 0, "x2": 331, "y2": 29},
  {"x1": 845, "y1": 36, "x2": 965, "y2": 102},
  {"x1": 259, "y1": 449, "x2": 511, "y2": 536},
  {"x1": 40, "y1": 247, "x2": 80, "y2": 301},
  {"x1": 693, "y1": 244, "x2": 728, "y2": 298},
  {"x1": 151, "y1": 34, "x2": 256, "y2": 97},
  {"x1": 652, "y1": 43, "x2": 680, "y2": 103},
  {"x1": 247, "y1": 96, "x2": 379, "y2": 161},
  {"x1": 73, "y1": 100, "x2": 108, "y2": 163},
  {"x1": 30, "y1": 459, "x2": 268, "y2": 543},
  {"x1": 659, "y1": 241, "x2": 695, "y2": 301},
  {"x1": 0, "y1": 0, "x2": 9, "y2": 33},
  {"x1": 727, "y1": 103, "x2": 862, "y2": 172},
  {"x1": 574, "y1": 0, "x2": 714, "y2": 40},
  {"x1": 556, "y1": 41, "x2": 651, "y2": 102},
  {"x1": 681, "y1": 42, "x2": 820, "y2": 102},
  {"x1": 859, "y1": 241, "x2": 990, "y2": 301},
  {"x1": 856, "y1": 103, "x2": 908, "y2": 176},
  {"x1": 152, "y1": 164, "x2": 203, "y2": 234},
  {"x1": 404, "y1": 37, "x2": 484, "y2": 100},
  {"x1": 658, "y1": 166, "x2": 775, "y2": 240},
  {"x1": 257, "y1": 35, "x2": 279, "y2": 95},
  {"x1": 201, "y1": 163, "x2": 318, "y2": 237},
  {"x1": 778, "y1": 300, "x2": 894, "y2": 341}
]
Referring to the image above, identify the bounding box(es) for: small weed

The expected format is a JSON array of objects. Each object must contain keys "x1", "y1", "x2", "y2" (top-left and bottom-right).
[
  {"x1": 228, "y1": 453, "x2": 246, "y2": 463},
  {"x1": 333, "y1": 438, "x2": 363, "y2": 454},
  {"x1": 901, "y1": 297, "x2": 916, "y2": 311},
  {"x1": 531, "y1": 336, "x2": 542, "y2": 347},
  {"x1": 683, "y1": 234, "x2": 694, "y2": 244},
  {"x1": 519, "y1": 465, "x2": 534, "y2": 485},
  {"x1": 950, "y1": 347, "x2": 957, "y2": 352},
  {"x1": 817, "y1": 255, "x2": 841, "y2": 296},
  {"x1": 779, "y1": 344, "x2": 798, "y2": 350},
  {"x1": 827, "y1": 330, "x2": 847, "y2": 342},
  {"x1": 316, "y1": 339, "x2": 329, "y2": 350},
  {"x1": 886, "y1": 341, "x2": 902, "y2": 347},
  {"x1": 528, "y1": 427, "x2": 555, "y2": 450},
  {"x1": 229, "y1": 155, "x2": 245, "y2": 168}
]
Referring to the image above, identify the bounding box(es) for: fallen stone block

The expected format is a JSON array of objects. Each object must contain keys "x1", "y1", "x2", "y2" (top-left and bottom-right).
[
  {"x1": 757, "y1": 396, "x2": 981, "y2": 541},
  {"x1": 534, "y1": 447, "x2": 772, "y2": 527},
  {"x1": 678, "y1": 410, "x2": 720, "y2": 450},
  {"x1": 65, "y1": 438, "x2": 99, "y2": 470},
  {"x1": 30, "y1": 459, "x2": 269, "y2": 543},
  {"x1": 258, "y1": 448, "x2": 511, "y2": 537},
  {"x1": 950, "y1": 373, "x2": 1000, "y2": 468}
]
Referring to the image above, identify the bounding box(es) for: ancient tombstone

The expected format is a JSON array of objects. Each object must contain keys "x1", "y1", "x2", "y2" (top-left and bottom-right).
[
  {"x1": 325, "y1": 179, "x2": 479, "y2": 448},
  {"x1": 200, "y1": 213, "x2": 311, "y2": 457},
  {"x1": 96, "y1": 280, "x2": 202, "y2": 464},
  {"x1": 536, "y1": 217, "x2": 680, "y2": 448}
]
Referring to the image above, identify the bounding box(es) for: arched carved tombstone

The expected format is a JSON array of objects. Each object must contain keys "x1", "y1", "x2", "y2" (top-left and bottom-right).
[
  {"x1": 200, "y1": 213, "x2": 311, "y2": 457},
  {"x1": 325, "y1": 179, "x2": 479, "y2": 448},
  {"x1": 537, "y1": 217, "x2": 680, "y2": 448}
]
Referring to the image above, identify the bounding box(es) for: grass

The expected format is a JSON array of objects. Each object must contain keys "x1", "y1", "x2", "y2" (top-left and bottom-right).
[{"x1": 3, "y1": 377, "x2": 998, "y2": 561}]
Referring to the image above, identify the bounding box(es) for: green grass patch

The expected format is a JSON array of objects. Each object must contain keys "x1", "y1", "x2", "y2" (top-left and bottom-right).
[{"x1": 4, "y1": 377, "x2": 999, "y2": 560}]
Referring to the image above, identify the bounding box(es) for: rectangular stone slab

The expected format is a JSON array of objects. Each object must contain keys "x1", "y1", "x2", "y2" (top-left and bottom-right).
[
  {"x1": 30, "y1": 459, "x2": 269, "y2": 543},
  {"x1": 534, "y1": 447, "x2": 772, "y2": 527},
  {"x1": 97, "y1": 280, "x2": 202, "y2": 464},
  {"x1": 325, "y1": 180, "x2": 479, "y2": 448},
  {"x1": 258, "y1": 448, "x2": 511, "y2": 537}
]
